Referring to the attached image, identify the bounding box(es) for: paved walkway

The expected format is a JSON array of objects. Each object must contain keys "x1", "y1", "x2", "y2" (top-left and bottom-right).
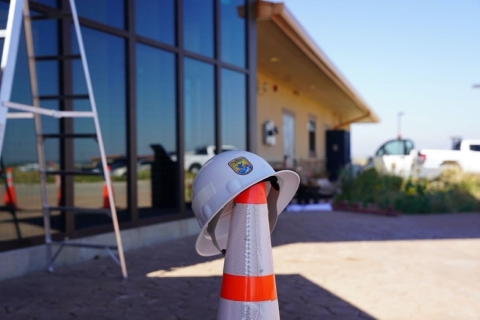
[{"x1": 1, "y1": 211, "x2": 480, "y2": 320}]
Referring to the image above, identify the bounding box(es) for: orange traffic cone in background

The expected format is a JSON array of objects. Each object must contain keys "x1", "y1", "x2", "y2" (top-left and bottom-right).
[
  {"x1": 4, "y1": 167, "x2": 18, "y2": 209},
  {"x1": 102, "y1": 165, "x2": 114, "y2": 209},
  {"x1": 55, "y1": 175, "x2": 61, "y2": 206},
  {"x1": 217, "y1": 182, "x2": 280, "y2": 319}
]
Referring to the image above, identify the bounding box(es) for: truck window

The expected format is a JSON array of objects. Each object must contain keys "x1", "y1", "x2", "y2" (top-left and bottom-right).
[
  {"x1": 470, "y1": 145, "x2": 480, "y2": 152},
  {"x1": 405, "y1": 140, "x2": 414, "y2": 154},
  {"x1": 376, "y1": 148, "x2": 385, "y2": 156},
  {"x1": 383, "y1": 140, "x2": 405, "y2": 155},
  {"x1": 195, "y1": 147, "x2": 208, "y2": 155}
]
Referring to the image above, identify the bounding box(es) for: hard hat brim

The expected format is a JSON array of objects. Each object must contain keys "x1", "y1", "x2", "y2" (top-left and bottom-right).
[{"x1": 195, "y1": 169, "x2": 300, "y2": 257}]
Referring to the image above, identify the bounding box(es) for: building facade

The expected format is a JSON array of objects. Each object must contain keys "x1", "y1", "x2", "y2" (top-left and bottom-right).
[
  {"x1": 0, "y1": 0, "x2": 378, "y2": 276},
  {"x1": 0, "y1": 0, "x2": 256, "y2": 253}
]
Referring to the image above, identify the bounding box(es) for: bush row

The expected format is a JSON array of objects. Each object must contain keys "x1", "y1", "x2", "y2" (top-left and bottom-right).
[{"x1": 334, "y1": 168, "x2": 480, "y2": 214}]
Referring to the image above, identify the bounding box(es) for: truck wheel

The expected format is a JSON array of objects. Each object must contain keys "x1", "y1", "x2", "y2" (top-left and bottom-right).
[{"x1": 189, "y1": 163, "x2": 202, "y2": 174}]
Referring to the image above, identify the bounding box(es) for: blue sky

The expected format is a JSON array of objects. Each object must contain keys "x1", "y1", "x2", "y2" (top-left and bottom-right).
[{"x1": 277, "y1": 0, "x2": 480, "y2": 158}]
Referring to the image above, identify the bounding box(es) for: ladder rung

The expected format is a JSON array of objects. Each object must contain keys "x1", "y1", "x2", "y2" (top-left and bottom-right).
[
  {"x1": 44, "y1": 170, "x2": 103, "y2": 176},
  {"x1": 37, "y1": 94, "x2": 89, "y2": 100},
  {"x1": 7, "y1": 112, "x2": 34, "y2": 119},
  {"x1": 35, "y1": 55, "x2": 81, "y2": 61},
  {"x1": 50, "y1": 241, "x2": 117, "y2": 250},
  {"x1": 41, "y1": 133, "x2": 97, "y2": 139},
  {"x1": 0, "y1": 29, "x2": 6, "y2": 38},
  {"x1": 2, "y1": 101, "x2": 95, "y2": 118},
  {"x1": 47, "y1": 206, "x2": 111, "y2": 215}
]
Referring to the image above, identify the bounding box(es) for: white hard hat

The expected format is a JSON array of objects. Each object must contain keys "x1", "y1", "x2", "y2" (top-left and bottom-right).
[{"x1": 191, "y1": 150, "x2": 300, "y2": 256}]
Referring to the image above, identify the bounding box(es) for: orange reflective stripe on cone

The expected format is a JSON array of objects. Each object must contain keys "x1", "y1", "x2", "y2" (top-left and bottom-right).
[{"x1": 220, "y1": 273, "x2": 277, "y2": 302}]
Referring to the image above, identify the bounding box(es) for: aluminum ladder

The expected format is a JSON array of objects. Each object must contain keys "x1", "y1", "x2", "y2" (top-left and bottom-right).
[{"x1": 0, "y1": 0, "x2": 127, "y2": 279}]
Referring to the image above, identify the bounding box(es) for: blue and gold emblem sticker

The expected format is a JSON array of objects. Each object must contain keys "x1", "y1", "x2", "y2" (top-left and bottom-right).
[{"x1": 228, "y1": 157, "x2": 253, "y2": 175}]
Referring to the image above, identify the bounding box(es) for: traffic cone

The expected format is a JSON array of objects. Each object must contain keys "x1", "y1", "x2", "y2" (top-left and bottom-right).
[
  {"x1": 4, "y1": 167, "x2": 18, "y2": 209},
  {"x1": 102, "y1": 165, "x2": 114, "y2": 209},
  {"x1": 217, "y1": 182, "x2": 280, "y2": 319},
  {"x1": 55, "y1": 175, "x2": 61, "y2": 206}
]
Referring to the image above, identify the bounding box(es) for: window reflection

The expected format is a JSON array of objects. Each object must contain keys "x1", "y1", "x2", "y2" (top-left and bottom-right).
[
  {"x1": 184, "y1": 58, "x2": 214, "y2": 203},
  {"x1": 32, "y1": 19, "x2": 58, "y2": 56},
  {"x1": 37, "y1": 61, "x2": 59, "y2": 95},
  {"x1": 31, "y1": 0, "x2": 58, "y2": 7},
  {"x1": 136, "y1": 0, "x2": 175, "y2": 45},
  {"x1": 72, "y1": 27, "x2": 127, "y2": 229},
  {"x1": 221, "y1": 69, "x2": 246, "y2": 150},
  {"x1": 383, "y1": 140, "x2": 405, "y2": 156},
  {"x1": 0, "y1": 14, "x2": 62, "y2": 244},
  {"x1": 183, "y1": 0, "x2": 214, "y2": 57},
  {"x1": 136, "y1": 44, "x2": 177, "y2": 216},
  {"x1": 76, "y1": 0, "x2": 125, "y2": 29},
  {"x1": 73, "y1": 28, "x2": 126, "y2": 159},
  {"x1": 221, "y1": 0, "x2": 246, "y2": 67}
]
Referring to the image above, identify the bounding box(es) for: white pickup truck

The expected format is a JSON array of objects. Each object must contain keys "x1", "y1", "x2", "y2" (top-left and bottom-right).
[
  {"x1": 182, "y1": 145, "x2": 237, "y2": 173},
  {"x1": 368, "y1": 138, "x2": 480, "y2": 177},
  {"x1": 415, "y1": 139, "x2": 480, "y2": 175}
]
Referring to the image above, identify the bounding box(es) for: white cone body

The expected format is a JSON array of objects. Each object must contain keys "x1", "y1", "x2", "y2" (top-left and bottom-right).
[{"x1": 217, "y1": 190, "x2": 280, "y2": 320}]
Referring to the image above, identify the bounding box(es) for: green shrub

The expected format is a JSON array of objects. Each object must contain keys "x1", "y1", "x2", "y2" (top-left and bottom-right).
[{"x1": 335, "y1": 168, "x2": 480, "y2": 214}]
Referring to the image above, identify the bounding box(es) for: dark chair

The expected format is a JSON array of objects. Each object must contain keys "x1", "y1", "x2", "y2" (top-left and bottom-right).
[{"x1": 150, "y1": 144, "x2": 177, "y2": 208}]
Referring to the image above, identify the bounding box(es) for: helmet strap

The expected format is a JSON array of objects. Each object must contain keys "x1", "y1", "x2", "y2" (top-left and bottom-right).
[
  {"x1": 267, "y1": 186, "x2": 280, "y2": 231},
  {"x1": 206, "y1": 208, "x2": 227, "y2": 256}
]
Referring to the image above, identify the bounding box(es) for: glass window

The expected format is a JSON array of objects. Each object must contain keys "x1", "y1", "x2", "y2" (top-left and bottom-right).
[
  {"x1": 383, "y1": 140, "x2": 405, "y2": 155},
  {"x1": 76, "y1": 0, "x2": 125, "y2": 29},
  {"x1": 184, "y1": 58, "x2": 214, "y2": 203},
  {"x1": 136, "y1": 44, "x2": 177, "y2": 216},
  {"x1": 470, "y1": 145, "x2": 480, "y2": 152},
  {"x1": 36, "y1": 61, "x2": 59, "y2": 95},
  {"x1": 221, "y1": 0, "x2": 246, "y2": 67},
  {"x1": 31, "y1": 19, "x2": 58, "y2": 56},
  {"x1": 221, "y1": 69, "x2": 246, "y2": 151},
  {"x1": 405, "y1": 140, "x2": 414, "y2": 154},
  {"x1": 136, "y1": 0, "x2": 175, "y2": 45},
  {"x1": 308, "y1": 119, "x2": 316, "y2": 156},
  {"x1": 31, "y1": 0, "x2": 58, "y2": 8},
  {"x1": 195, "y1": 146, "x2": 208, "y2": 155},
  {"x1": 72, "y1": 27, "x2": 127, "y2": 229},
  {"x1": 0, "y1": 17, "x2": 62, "y2": 246},
  {"x1": 183, "y1": 0, "x2": 213, "y2": 57},
  {"x1": 0, "y1": 2, "x2": 9, "y2": 27}
]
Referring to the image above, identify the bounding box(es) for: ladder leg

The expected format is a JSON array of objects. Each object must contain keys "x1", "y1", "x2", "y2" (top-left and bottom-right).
[
  {"x1": 22, "y1": 0, "x2": 54, "y2": 273},
  {"x1": 69, "y1": 0, "x2": 127, "y2": 279},
  {"x1": 44, "y1": 210, "x2": 54, "y2": 272}
]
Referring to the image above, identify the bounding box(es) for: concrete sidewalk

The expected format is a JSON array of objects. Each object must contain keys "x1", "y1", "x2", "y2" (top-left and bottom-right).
[{"x1": 1, "y1": 211, "x2": 480, "y2": 320}]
